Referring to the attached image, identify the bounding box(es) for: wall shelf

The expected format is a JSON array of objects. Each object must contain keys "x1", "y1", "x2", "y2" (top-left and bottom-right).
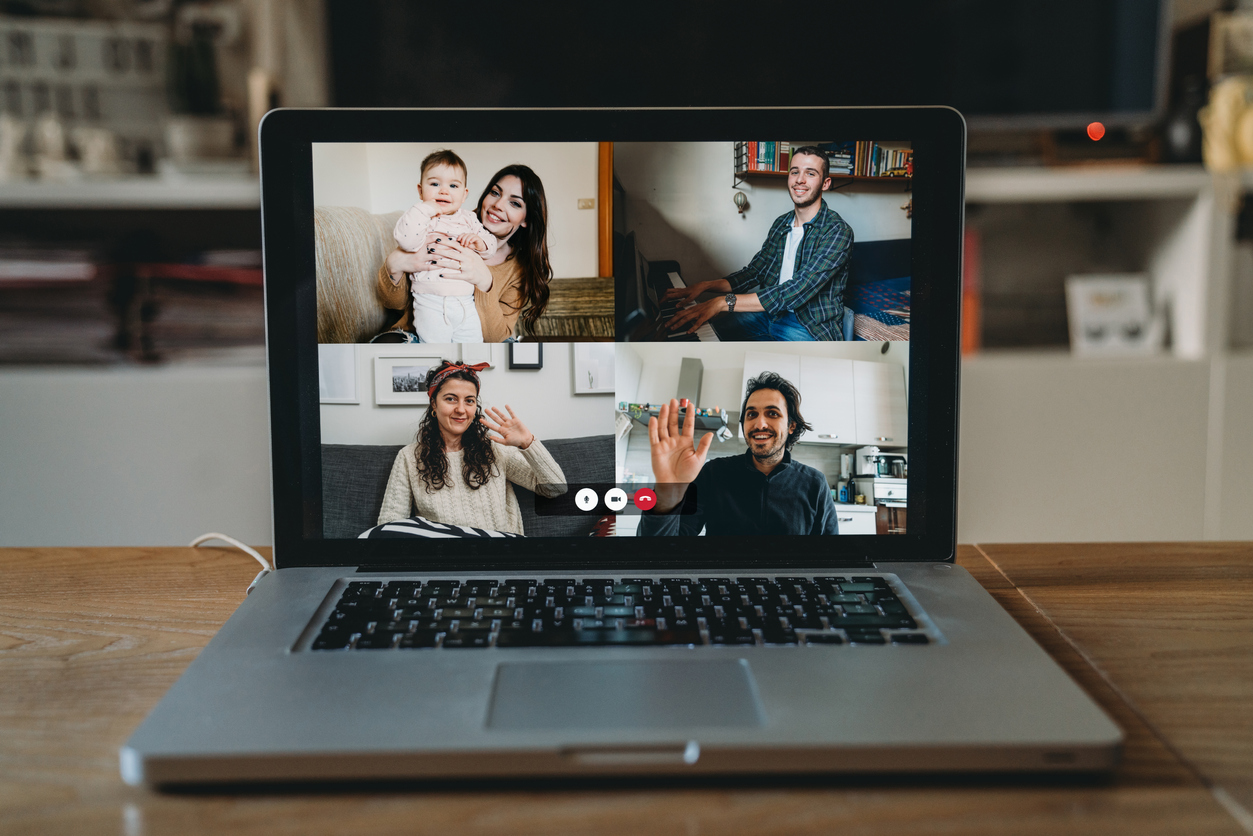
[
  {"x1": 0, "y1": 175, "x2": 260, "y2": 209},
  {"x1": 965, "y1": 164, "x2": 1211, "y2": 203},
  {"x1": 735, "y1": 168, "x2": 911, "y2": 190}
]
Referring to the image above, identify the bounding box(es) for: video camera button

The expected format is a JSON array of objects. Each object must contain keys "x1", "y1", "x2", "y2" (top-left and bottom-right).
[{"x1": 604, "y1": 488, "x2": 628, "y2": 512}]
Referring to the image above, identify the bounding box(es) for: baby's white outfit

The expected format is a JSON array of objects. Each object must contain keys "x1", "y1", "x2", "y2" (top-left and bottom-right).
[{"x1": 393, "y1": 204, "x2": 498, "y2": 343}]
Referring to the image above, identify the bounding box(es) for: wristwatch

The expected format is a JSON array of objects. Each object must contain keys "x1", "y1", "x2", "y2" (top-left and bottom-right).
[{"x1": 724, "y1": 293, "x2": 737, "y2": 312}]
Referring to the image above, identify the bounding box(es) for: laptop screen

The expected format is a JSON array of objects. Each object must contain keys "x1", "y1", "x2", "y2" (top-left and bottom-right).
[{"x1": 265, "y1": 109, "x2": 963, "y2": 569}]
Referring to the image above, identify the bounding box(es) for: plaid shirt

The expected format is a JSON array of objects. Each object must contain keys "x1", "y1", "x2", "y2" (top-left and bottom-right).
[{"x1": 725, "y1": 200, "x2": 853, "y2": 340}]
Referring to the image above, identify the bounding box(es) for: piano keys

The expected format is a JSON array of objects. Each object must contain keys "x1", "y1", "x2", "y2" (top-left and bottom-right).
[{"x1": 645, "y1": 268, "x2": 719, "y2": 342}]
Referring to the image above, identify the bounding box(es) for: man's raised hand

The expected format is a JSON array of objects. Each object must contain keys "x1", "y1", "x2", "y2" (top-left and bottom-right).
[{"x1": 648, "y1": 398, "x2": 714, "y2": 512}]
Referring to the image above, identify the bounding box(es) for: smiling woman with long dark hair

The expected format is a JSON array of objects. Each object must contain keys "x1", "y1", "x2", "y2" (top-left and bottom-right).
[
  {"x1": 376, "y1": 360, "x2": 566, "y2": 535},
  {"x1": 378, "y1": 164, "x2": 553, "y2": 340}
]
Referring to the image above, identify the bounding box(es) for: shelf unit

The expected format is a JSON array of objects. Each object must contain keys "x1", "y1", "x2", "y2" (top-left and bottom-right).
[
  {"x1": 965, "y1": 164, "x2": 1236, "y2": 359},
  {"x1": 732, "y1": 141, "x2": 911, "y2": 190},
  {"x1": 957, "y1": 164, "x2": 1252, "y2": 544},
  {"x1": 0, "y1": 175, "x2": 260, "y2": 209},
  {"x1": 735, "y1": 168, "x2": 912, "y2": 191}
]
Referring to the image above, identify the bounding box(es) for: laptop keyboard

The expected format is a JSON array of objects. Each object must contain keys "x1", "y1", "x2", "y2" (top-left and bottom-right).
[{"x1": 310, "y1": 576, "x2": 931, "y2": 650}]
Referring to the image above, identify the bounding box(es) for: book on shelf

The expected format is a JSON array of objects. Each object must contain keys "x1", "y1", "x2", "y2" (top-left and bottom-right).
[
  {"x1": 820, "y1": 141, "x2": 912, "y2": 178},
  {"x1": 740, "y1": 140, "x2": 793, "y2": 173},
  {"x1": 961, "y1": 226, "x2": 982, "y2": 355},
  {"x1": 738, "y1": 141, "x2": 911, "y2": 177}
]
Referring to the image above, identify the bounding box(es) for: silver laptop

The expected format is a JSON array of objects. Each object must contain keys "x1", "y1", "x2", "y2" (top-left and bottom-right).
[{"x1": 120, "y1": 107, "x2": 1121, "y2": 785}]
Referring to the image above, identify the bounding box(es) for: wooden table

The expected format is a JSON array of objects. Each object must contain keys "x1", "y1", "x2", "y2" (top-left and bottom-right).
[{"x1": 1, "y1": 544, "x2": 1250, "y2": 835}]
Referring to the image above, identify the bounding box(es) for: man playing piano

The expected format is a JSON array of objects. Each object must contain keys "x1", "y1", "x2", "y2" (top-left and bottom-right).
[{"x1": 663, "y1": 146, "x2": 854, "y2": 341}]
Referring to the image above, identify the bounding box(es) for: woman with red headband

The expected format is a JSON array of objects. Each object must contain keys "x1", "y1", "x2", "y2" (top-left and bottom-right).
[{"x1": 376, "y1": 360, "x2": 566, "y2": 535}]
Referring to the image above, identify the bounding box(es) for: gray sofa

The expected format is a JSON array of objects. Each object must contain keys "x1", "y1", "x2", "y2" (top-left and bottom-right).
[{"x1": 321, "y1": 435, "x2": 615, "y2": 539}]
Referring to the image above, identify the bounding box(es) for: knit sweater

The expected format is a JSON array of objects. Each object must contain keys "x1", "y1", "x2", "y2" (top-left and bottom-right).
[{"x1": 376, "y1": 438, "x2": 566, "y2": 535}]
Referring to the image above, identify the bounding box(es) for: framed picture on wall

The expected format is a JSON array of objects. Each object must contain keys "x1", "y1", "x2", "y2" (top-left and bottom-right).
[
  {"x1": 461, "y1": 343, "x2": 494, "y2": 368},
  {"x1": 572, "y1": 343, "x2": 614, "y2": 394},
  {"x1": 374, "y1": 350, "x2": 444, "y2": 405},
  {"x1": 508, "y1": 342, "x2": 543, "y2": 369},
  {"x1": 318, "y1": 344, "x2": 358, "y2": 403}
]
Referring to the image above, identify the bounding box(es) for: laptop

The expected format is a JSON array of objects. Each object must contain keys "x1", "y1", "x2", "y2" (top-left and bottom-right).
[{"x1": 120, "y1": 107, "x2": 1121, "y2": 785}]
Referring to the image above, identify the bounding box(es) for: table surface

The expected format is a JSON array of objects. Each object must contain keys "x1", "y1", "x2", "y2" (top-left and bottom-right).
[{"x1": 1, "y1": 543, "x2": 1250, "y2": 836}]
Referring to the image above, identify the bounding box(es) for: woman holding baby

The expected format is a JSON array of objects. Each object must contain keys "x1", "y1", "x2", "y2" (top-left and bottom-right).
[{"x1": 377, "y1": 151, "x2": 553, "y2": 342}]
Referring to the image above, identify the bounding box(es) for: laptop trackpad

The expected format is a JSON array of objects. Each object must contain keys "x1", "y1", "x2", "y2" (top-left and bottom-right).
[{"x1": 487, "y1": 659, "x2": 765, "y2": 730}]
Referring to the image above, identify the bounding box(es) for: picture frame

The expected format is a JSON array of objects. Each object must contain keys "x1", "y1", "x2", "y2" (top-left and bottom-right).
[
  {"x1": 508, "y1": 342, "x2": 543, "y2": 369},
  {"x1": 318, "y1": 344, "x2": 358, "y2": 404},
  {"x1": 373, "y1": 350, "x2": 446, "y2": 405},
  {"x1": 461, "y1": 343, "x2": 494, "y2": 368},
  {"x1": 572, "y1": 343, "x2": 615, "y2": 394},
  {"x1": 1064, "y1": 274, "x2": 1163, "y2": 356}
]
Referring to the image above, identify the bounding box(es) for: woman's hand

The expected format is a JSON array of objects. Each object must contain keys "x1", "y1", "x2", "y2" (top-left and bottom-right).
[
  {"x1": 648, "y1": 398, "x2": 713, "y2": 512},
  {"x1": 426, "y1": 233, "x2": 494, "y2": 292},
  {"x1": 481, "y1": 405, "x2": 535, "y2": 449},
  {"x1": 384, "y1": 248, "x2": 431, "y2": 285}
]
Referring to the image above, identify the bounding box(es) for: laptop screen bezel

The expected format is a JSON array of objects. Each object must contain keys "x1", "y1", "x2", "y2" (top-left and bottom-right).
[{"x1": 260, "y1": 107, "x2": 965, "y2": 571}]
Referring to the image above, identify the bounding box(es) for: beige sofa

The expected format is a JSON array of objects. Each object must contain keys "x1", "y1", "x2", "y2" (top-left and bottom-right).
[{"x1": 314, "y1": 206, "x2": 403, "y2": 343}]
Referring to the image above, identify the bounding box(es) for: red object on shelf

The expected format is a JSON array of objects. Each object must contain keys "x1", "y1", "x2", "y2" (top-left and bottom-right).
[
  {"x1": 135, "y1": 263, "x2": 263, "y2": 286},
  {"x1": 961, "y1": 227, "x2": 982, "y2": 355}
]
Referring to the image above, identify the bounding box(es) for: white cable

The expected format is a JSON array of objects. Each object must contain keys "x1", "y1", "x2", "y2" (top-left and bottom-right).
[{"x1": 190, "y1": 532, "x2": 274, "y2": 595}]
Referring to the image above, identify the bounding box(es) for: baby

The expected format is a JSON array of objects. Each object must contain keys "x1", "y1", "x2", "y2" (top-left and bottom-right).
[{"x1": 393, "y1": 149, "x2": 498, "y2": 343}]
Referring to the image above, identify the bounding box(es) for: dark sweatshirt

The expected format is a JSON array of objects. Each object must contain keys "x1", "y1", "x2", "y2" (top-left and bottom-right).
[{"x1": 638, "y1": 450, "x2": 839, "y2": 537}]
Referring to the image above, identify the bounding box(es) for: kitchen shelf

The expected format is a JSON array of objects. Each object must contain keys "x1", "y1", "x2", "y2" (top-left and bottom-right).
[{"x1": 621, "y1": 405, "x2": 730, "y2": 433}]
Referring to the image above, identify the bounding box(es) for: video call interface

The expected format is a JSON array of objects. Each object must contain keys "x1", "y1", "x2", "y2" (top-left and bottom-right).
[{"x1": 311, "y1": 140, "x2": 913, "y2": 542}]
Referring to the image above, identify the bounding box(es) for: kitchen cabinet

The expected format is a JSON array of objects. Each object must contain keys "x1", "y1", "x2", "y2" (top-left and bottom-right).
[
  {"x1": 853, "y1": 360, "x2": 908, "y2": 447},
  {"x1": 799, "y1": 356, "x2": 857, "y2": 444},
  {"x1": 876, "y1": 504, "x2": 907, "y2": 535},
  {"x1": 741, "y1": 351, "x2": 800, "y2": 398},
  {"x1": 741, "y1": 350, "x2": 904, "y2": 447},
  {"x1": 834, "y1": 504, "x2": 876, "y2": 535}
]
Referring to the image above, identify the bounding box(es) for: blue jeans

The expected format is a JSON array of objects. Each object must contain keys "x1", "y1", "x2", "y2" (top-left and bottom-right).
[{"x1": 712, "y1": 309, "x2": 820, "y2": 341}]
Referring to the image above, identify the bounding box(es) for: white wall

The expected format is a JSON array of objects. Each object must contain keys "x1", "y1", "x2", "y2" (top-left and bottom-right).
[
  {"x1": 614, "y1": 142, "x2": 913, "y2": 288},
  {"x1": 0, "y1": 365, "x2": 272, "y2": 547},
  {"x1": 310, "y1": 142, "x2": 372, "y2": 209},
  {"x1": 312, "y1": 142, "x2": 600, "y2": 279},
  {"x1": 616, "y1": 341, "x2": 909, "y2": 410},
  {"x1": 320, "y1": 343, "x2": 615, "y2": 446}
]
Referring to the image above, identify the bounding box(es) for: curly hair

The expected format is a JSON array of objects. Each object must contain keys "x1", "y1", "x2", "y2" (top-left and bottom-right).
[
  {"x1": 475, "y1": 164, "x2": 552, "y2": 334},
  {"x1": 739, "y1": 371, "x2": 813, "y2": 451},
  {"x1": 415, "y1": 360, "x2": 497, "y2": 493}
]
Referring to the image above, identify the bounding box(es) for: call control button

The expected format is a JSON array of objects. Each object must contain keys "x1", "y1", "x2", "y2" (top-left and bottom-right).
[
  {"x1": 633, "y1": 488, "x2": 658, "y2": 511},
  {"x1": 604, "y1": 488, "x2": 628, "y2": 512},
  {"x1": 574, "y1": 488, "x2": 599, "y2": 511}
]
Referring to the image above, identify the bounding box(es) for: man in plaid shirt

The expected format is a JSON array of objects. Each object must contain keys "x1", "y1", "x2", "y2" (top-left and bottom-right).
[{"x1": 665, "y1": 146, "x2": 853, "y2": 341}]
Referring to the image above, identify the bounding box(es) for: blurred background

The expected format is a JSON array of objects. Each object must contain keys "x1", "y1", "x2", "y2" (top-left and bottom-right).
[{"x1": 1, "y1": 0, "x2": 1250, "y2": 545}]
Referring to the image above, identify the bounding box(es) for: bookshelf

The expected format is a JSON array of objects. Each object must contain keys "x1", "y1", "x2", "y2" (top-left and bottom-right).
[{"x1": 733, "y1": 140, "x2": 912, "y2": 190}]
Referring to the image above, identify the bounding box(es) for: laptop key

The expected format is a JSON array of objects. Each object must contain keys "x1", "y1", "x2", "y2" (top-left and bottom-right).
[
  {"x1": 442, "y1": 631, "x2": 492, "y2": 648},
  {"x1": 397, "y1": 630, "x2": 440, "y2": 649},
  {"x1": 890, "y1": 633, "x2": 929, "y2": 644},
  {"x1": 845, "y1": 630, "x2": 887, "y2": 645}
]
